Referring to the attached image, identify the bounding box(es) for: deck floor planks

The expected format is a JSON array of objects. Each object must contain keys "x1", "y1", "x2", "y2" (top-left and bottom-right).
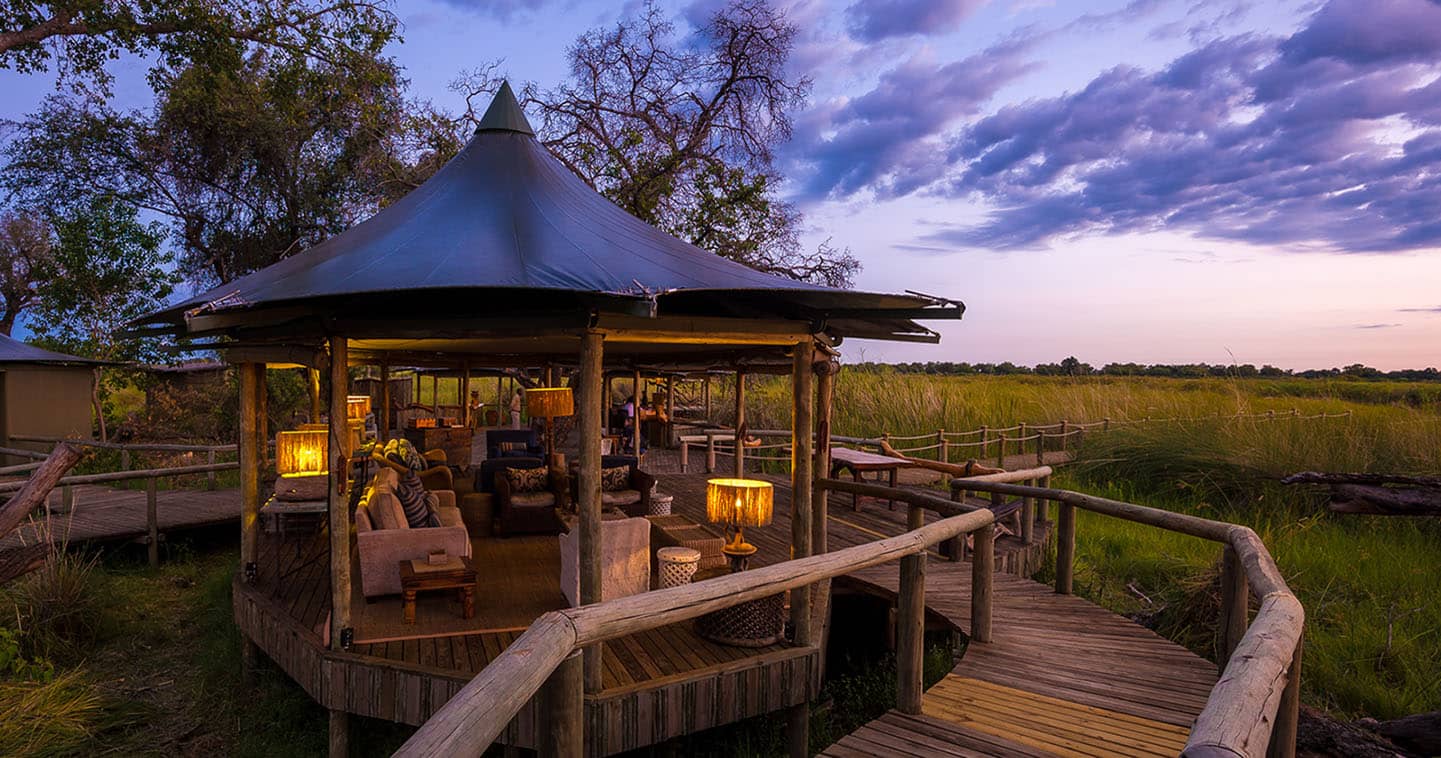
[{"x1": 0, "y1": 484, "x2": 242, "y2": 556}]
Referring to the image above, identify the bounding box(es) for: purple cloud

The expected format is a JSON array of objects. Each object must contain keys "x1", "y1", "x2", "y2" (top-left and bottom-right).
[
  {"x1": 785, "y1": 38, "x2": 1038, "y2": 199},
  {"x1": 1398, "y1": 306, "x2": 1441, "y2": 313},
  {"x1": 845, "y1": 0, "x2": 989, "y2": 41},
  {"x1": 1355, "y1": 323, "x2": 1402, "y2": 329},
  {"x1": 850, "y1": 0, "x2": 1441, "y2": 254}
]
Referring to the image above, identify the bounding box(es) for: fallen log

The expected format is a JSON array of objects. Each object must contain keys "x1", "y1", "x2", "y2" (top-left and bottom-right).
[
  {"x1": 1282, "y1": 472, "x2": 1441, "y2": 488},
  {"x1": 1327, "y1": 484, "x2": 1441, "y2": 517},
  {"x1": 1362, "y1": 710, "x2": 1441, "y2": 756},
  {"x1": 0, "y1": 442, "x2": 83, "y2": 540},
  {"x1": 877, "y1": 439, "x2": 1004, "y2": 477}
]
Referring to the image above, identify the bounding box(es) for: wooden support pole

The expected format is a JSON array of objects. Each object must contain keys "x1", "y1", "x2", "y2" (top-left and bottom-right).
[
  {"x1": 239, "y1": 363, "x2": 262, "y2": 582},
  {"x1": 1020, "y1": 486, "x2": 1035, "y2": 544},
  {"x1": 578, "y1": 333, "x2": 605, "y2": 692},
  {"x1": 328, "y1": 336, "x2": 353, "y2": 650},
  {"x1": 541, "y1": 650, "x2": 583, "y2": 758},
  {"x1": 734, "y1": 371, "x2": 747, "y2": 477},
  {"x1": 206, "y1": 449, "x2": 216, "y2": 490},
  {"x1": 329, "y1": 709, "x2": 349, "y2": 758},
  {"x1": 1037, "y1": 474, "x2": 1051, "y2": 524},
  {"x1": 937, "y1": 429, "x2": 948, "y2": 464},
  {"x1": 896, "y1": 524, "x2": 926, "y2": 715},
  {"x1": 1059, "y1": 420, "x2": 1068, "y2": 451},
  {"x1": 1221, "y1": 544, "x2": 1249, "y2": 663},
  {"x1": 146, "y1": 476, "x2": 159, "y2": 568},
  {"x1": 120, "y1": 449, "x2": 131, "y2": 471},
  {"x1": 791, "y1": 341, "x2": 814, "y2": 646},
  {"x1": 1036, "y1": 432, "x2": 1045, "y2": 465},
  {"x1": 703, "y1": 375, "x2": 712, "y2": 420},
  {"x1": 665, "y1": 375, "x2": 675, "y2": 447},
  {"x1": 1267, "y1": 639, "x2": 1303, "y2": 758},
  {"x1": 1017, "y1": 422, "x2": 1027, "y2": 456},
  {"x1": 706, "y1": 433, "x2": 717, "y2": 473},
  {"x1": 308, "y1": 368, "x2": 322, "y2": 424},
  {"x1": 812, "y1": 359, "x2": 835, "y2": 680},
  {"x1": 460, "y1": 361, "x2": 470, "y2": 427},
  {"x1": 379, "y1": 362, "x2": 391, "y2": 440},
  {"x1": 257, "y1": 369, "x2": 268, "y2": 467},
  {"x1": 1056, "y1": 501, "x2": 1075, "y2": 595},
  {"x1": 996, "y1": 435, "x2": 1006, "y2": 469},
  {"x1": 971, "y1": 521, "x2": 994, "y2": 643},
  {"x1": 632, "y1": 369, "x2": 642, "y2": 457}
]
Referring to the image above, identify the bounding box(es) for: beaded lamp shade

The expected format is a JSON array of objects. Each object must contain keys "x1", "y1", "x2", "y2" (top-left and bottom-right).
[
  {"x1": 276, "y1": 430, "x2": 328, "y2": 477},
  {"x1": 346, "y1": 395, "x2": 372, "y2": 420},
  {"x1": 526, "y1": 387, "x2": 574, "y2": 418}
]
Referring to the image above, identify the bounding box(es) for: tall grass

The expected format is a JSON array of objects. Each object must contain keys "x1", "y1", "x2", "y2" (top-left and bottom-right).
[{"x1": 741, "y1": 372, "x2": 1441, "y2": 721}]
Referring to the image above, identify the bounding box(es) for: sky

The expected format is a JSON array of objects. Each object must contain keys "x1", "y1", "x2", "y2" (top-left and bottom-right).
[{"x1": 4, "y1": 0, "x2": 1441, "y2": 370}]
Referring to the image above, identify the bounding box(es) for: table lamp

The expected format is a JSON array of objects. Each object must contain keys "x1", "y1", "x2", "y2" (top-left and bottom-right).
[
  {"x1": 706, "y1": 478, "x2": 774, "y2": 572},
  {"x1": 275, "y1": 429, "x2": 328, "y2": 500},
  {"x1": 526, "y1": 387, "x2": 574, "y2": 466}
]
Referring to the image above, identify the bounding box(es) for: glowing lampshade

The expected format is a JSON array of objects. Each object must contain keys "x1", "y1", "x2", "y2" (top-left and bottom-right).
[
  {"x1": 346, "y1": 395, "x2": 372, "y2": 420},
  {"x1": 706, "y1": 478, "x2": 773, "y2": 570},
  {"x1": 276, "y1": 430, "x2": 328, "y2": 477},
  {"x1": 526, "y1": 387, "x2": 574, "y2": 418}
]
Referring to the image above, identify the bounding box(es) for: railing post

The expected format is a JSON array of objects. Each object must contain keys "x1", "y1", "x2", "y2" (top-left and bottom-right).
[
  {"x1": 971, "y1": 521, "x2": 993, "y2": 643},
  {"x1": 937, "y1": 429, "x2": 947, "y2": 464},
  {"x1": 120, "y1": 448, "x2": 131, "y2": 471},
  {"x1": 540, "y1": 650, "x2": 583, "y2": 758},
  {"x1": 1055, "y1": 500, "x2": 1075, "y2": 595},
  {"x1": 62, "y1": 484, "x2": 74, "y2": 513},
  {"x1": 1267, "y1": 639, "x2": 1303, "y2": 758},
  {"x1": 896, "y1": 515, "x2": 926, "y2": 715},
  {"x1": 978, "y1": 425, "x2": 988, "y2": 459},
  {"x1": 679, "y1": 438, "x2": 688, "y2": 472},
  {"x1": 1020, "y1": 488, "x2": 1035, "y2": 544},
  {"x1": 995, "y1": 435, "x2": 1006, "y2": 469},
  {"x1": 1037, "y1": 475, "x2": 1051, "y2": 524},
  {"x1": 1103, "y1": 416, "x2": 1111, "y2": 432},
  {"x1": 147, "y1": 476, "x2": 159, "y2": 568},
  {"x1": 1016, "y1": 422, "x2": 1026, "y2": 455},
  {"x1": 1058, "y1": 420, "x2": 1068, "y2": 451},
  {"x1": 706, "y1": 433, "x2": 716, "y2": 473},
  {"x1": 943, "y1": 488, "x2": 964, "y2": 561},
  {"x1": 1036, "y1": 432, "x2": 1045, "y2": 465},
  {"x1": 1220, "y1": 544, "x2": 1248, "y2": 662},
  {"x1": 206, "y1": 449, "x2": 216, "y2": 490}
]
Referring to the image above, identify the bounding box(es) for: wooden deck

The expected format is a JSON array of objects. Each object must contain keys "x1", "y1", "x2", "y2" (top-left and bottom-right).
[
  {"x1": 0, "y1": 483, "x2": 240, "y2": 553},
  {"x1": 822, "y1": 542, "x2": 1217, "y2": 757},
  {"x1": 230, "y1": 449, "x2": 1214, "y2": 757}
]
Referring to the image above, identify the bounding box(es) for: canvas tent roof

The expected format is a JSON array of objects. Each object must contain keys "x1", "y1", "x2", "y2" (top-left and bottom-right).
[
  {"x1": 0, "y1": 333, "x2": 106, "y2": 366},
  {"x1": 132, "y1": 83, "x2": 961, "y2": 356}
]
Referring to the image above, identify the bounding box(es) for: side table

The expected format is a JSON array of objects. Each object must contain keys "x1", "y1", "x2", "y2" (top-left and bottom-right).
[
  {"x1": 647, "y1": 492, "x2": 674, "y2": 516},
  {"x1": 657, "y1": 546, "x2": 700, "y2": 588},
  {"x1": 398, "y1": 556, "x2": 477, "y2": 625}
]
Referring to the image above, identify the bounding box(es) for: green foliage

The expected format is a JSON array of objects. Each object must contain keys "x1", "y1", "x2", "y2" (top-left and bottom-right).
[
  {"x1": 3, "y1": 550, "x2": 103, "y2": 663},
  {"x1": 25, "y1": 194, "x2": 177, "y2": 364},
  {"x1": 0, "y1": 628, "x2": 53, "y2": 683}
]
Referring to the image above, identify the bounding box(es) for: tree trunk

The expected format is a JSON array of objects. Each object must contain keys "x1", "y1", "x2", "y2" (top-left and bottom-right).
[{"x1": 0, "y1": 443, "x2": 83, "y2": 540}]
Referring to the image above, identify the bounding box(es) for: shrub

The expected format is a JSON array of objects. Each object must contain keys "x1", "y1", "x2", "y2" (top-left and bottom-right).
[{"x1": 4, "y1": 549, "x2": 102, "y2": 662}]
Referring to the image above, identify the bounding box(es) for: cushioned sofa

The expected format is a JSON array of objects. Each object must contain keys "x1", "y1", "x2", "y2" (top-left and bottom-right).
[{"x1": 354, "y1": 467, "x2": 471, "y2": 598}]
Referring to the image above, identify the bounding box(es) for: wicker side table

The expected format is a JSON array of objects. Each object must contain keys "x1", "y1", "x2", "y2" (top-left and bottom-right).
[
  {"x1": 695, "y1": 583, "x2": 785, "y2": 648},
  {"x1": 648, "y1": 492, "x2": 674, "y2": 516},
  {"x1": 657, "y1": 546, "x2": 701, "y2": 588}
]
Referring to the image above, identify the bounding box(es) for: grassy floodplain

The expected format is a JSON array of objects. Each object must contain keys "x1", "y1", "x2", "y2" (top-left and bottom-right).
[{"x1": 744, "y1": 370, "x2": 1441, "y2": 721}]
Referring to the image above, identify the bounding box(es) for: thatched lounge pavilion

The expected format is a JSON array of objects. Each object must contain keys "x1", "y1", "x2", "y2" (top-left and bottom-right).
[{"x1": 130, "y1": 84, "x2": 962, "y2": 755}]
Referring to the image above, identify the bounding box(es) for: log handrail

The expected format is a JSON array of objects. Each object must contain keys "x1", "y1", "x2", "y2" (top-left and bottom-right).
[
  {"x1": 395, "y1": 502, "x2": 997, "y2": 757},
  {"x1": 946, "y1": 477, "x2": 1303, "y2": 758},
  {"x1": 8, "y1": 434, "x2": 239, "y2": 453},
  {"x1": 0, "y1": 462, "x2": 239, "y2": 493}
]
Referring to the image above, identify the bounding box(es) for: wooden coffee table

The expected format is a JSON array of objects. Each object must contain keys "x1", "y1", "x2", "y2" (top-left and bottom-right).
[{"x1": 398, "y1": 556, "x2": 477, "y2": 624}]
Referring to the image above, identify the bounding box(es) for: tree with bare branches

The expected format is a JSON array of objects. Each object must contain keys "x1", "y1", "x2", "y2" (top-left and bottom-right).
[{"x1": 454, "y1": 0, "x2": 859, "y2": 286}]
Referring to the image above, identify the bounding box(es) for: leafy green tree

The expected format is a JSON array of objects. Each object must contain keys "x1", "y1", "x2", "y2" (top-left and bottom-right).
[
  {"x1": 4, "y1": 49, "x2": 449, "y2": 285},
  {"x1": 27, "y1": 195, "x2": 177, "y2": 363},
  {"x1": 0, "y1": 0, "x2": 396, "y2": 93},
  {"x1": 0, "y1": 208, "x2": 54, "y2": 335}
]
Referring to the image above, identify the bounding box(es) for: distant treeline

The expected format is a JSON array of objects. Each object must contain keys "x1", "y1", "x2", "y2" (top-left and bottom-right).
[{"x1": 849, "y1": 358, "x2": 1441, "y2": 381}]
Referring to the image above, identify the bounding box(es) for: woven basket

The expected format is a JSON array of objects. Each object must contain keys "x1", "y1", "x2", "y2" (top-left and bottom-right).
[{"x1": 695, "y1": 593, "x2": 785, "y2": 647}]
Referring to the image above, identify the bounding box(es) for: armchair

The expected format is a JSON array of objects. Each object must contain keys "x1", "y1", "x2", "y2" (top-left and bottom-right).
[
  {"x1": 485, "y1": 428, "x2": 543, "y2": 459},
  {"x1": 598, "y1": 455, "x2": 655, "y2": 517},
  {"x1": 495, "y1": 461, "x2": 566, "y2": 536}
]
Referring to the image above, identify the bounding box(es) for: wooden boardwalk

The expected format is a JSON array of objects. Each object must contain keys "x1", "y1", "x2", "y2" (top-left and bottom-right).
[
  {"x1": 822, "y1": 546, "x2": 1217, "y2": 757},
  {"x1": 0, "y1": 484, "x2": 240, "y2": 553}
]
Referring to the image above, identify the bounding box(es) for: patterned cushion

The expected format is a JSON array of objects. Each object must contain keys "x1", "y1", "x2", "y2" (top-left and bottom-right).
[
  {"x1": 600, "y1": 466, "x2": 631, "y2": 492},
  {"x1": 506, "y1": 466, "x2": 549, "y2": 493},
  {"x1": 396, "y1": 472, "x2": 440, "y2": 528},
  {"x1": 384, "y1": 438, "x2": 427, "y2": 471},
  {"x1": 498, "y1": 441, "x2": 528, "y2": 453}
]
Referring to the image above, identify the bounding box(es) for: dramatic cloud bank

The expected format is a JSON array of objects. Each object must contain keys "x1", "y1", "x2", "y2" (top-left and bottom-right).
[
  {"x1": 844, "y1": 0, "x2": 989, "y2": 41},
  {"x1": 790, "y1": 0, "x2": 1441, "y2": 255}
]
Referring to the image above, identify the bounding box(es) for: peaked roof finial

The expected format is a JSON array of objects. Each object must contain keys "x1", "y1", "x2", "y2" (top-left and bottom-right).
[{"x1": 477, "y1": 80, "x2": 535, "y2": 136}]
